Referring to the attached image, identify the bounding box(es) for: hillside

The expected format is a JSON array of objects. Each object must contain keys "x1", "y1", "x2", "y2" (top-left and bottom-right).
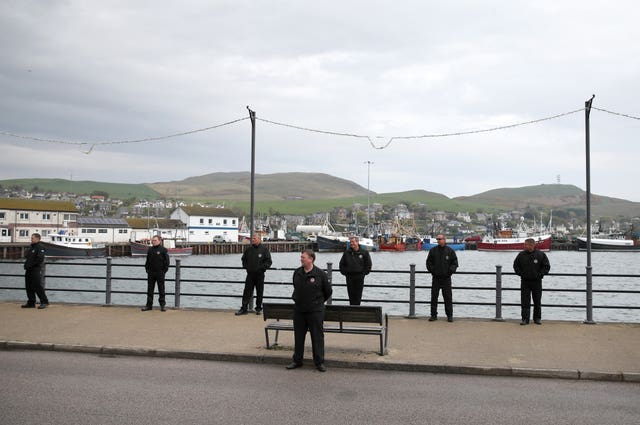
[
  {"x1": 0, "y1": 178, "x2": 160, "y2": 200},
  {"x1": 456, "y1": 184, "x2": 640, "y2": 218},
  {"x1": 2, "y1": 175, "x2": 639, "y2": 218},
  {"x1": 148, "y1": 172, "x2": 370, "y2": 201}
]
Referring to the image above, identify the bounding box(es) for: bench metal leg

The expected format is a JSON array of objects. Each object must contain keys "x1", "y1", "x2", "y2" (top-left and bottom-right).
[
  {"x1": 274, "y1": 329, "x2": 280, "y2": 347},
  {"x1": 265, "y1": 328, "x2": 271, "y2": 349}
]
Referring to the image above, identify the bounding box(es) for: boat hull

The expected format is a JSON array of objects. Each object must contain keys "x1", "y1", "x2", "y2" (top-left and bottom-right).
[
  {"x1": 317, "y1": 235, "x2": 349, "y2": 252},
  {"x1": 421, "y1": 243, "x2": 465, "y2": 251},
  {"x1": 41, "y1": 241, "x2": 106, "y2": 258},
  {"x1": 576, "y1": 237, "x2": 640, "y2": 252},
  {"x1": 477, "y1": 236, "x2": 551, "y2": 252}
]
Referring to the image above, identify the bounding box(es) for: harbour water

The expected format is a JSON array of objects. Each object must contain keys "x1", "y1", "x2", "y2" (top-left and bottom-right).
[{"x1": 1, "y1": 251, "x2": 638, "y2": 323}]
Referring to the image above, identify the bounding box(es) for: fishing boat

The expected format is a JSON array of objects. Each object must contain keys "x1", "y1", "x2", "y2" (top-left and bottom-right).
[
  {"x1": 317, "y1": 234, "x2": 350, "y2": 252},
  {"x1": 477, "y1": 234, "x2": 552, "y2": 252},
  {"x1": 377, "y1": 235, "x2": 406, "y2": 252},
  {"x1": 477, "y1": 216, "x2": 552, "y2": 252},
  {"x1": 130, "y1": 239, "x2": 193, "y2": 257},
  {"x1": 421, "y1": 236, "x2": 465, "y2": 251},
  {"x1": 576, "y1": 222, "x2": 640, "y2": 251},
  {"x1": 41, "y1": 232, "x2": 107, "y2": 258},
  {"x1": 576, "y1": 237, "x2": 640, "y2": 251},
  {"x1": 355, "y1": 236, "x2": 378, "y2": 252}
]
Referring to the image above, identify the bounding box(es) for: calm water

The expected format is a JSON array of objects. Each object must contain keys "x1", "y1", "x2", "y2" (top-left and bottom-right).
[{"x1": 1, "y1": 251, "x2": 638, "y2": 323}]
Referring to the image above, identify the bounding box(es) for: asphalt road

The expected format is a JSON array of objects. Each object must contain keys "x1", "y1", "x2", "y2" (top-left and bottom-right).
[{"x1": 1, "y1": 351, "x2": 638, "y2": 425}]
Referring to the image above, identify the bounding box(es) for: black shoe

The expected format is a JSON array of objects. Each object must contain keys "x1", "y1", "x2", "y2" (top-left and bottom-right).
[
  {"x1": 37, "y1": 303, "x2": 49, "y2": 309},
  {"x1": 235, "y1": 308, "x2": 248, "y2": 316},
  {"x1": 286, "y1": 362, "x2": 303, "y2": 370},
  {"x1": 255, "y1": 308, "x2": 262, "y2": 315},
  {"x1": 316, "y1": 364, "x2": 327, "y2": 372},
  {"x1": 21, "y1": 303, "x2": 36, "y2": 308},
  {"x1": 534, "y1": 319, "x2": 541, "y2": 325},
  {"x1": 447, "y1": 317, "x2": 453, "y2": 322},
  {"x1": 428, "y1": 316, "x2": 437, "y2": 321},
  {"x1": 520, "y1": 319, "x2": 529, "y2": 325},
  {"x1": 141, "y1": 306, "x2": 152, "y2": 311},
  {"x1": 160, "y1": 306, "x2": 166, "y2": 312}
]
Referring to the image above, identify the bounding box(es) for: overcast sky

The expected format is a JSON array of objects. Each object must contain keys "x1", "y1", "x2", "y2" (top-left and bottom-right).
[{"x1": 1, "y1": 1, "x2": 639, "y2": 201}]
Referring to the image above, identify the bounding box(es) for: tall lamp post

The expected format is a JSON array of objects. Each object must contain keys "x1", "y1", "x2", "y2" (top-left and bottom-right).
[
  {"x1": 364, "y1": 161, "x2": 374, "y2": 233},
  {"x1": 247, "y1": 106, "x2": 256, "y2": 241},
  {"x1": 584, "y1": 95, "x2": 595, "y2": 324}
]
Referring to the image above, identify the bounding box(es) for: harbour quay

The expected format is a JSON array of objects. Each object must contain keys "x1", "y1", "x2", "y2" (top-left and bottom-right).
[{"x1": 0, "y1": 241, "x2": 315, "y2": 259}]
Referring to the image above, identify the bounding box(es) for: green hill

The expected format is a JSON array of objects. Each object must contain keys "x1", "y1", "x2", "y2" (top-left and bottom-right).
[
  {"x1": 149, "y1": 172, "x2": 370, "y2": 201},
  {"x1": 2, "y1": 176, "x2": 639, "y2": 219},
  {"x1": 0, "y1": 178, "x2": 160, "y2": 200},
  {"x1": 456, "y1": 184, "x2": 640, "y2": 218}
]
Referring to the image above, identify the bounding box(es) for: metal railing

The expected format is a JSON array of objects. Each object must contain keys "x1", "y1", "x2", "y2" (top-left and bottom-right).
[{"x1": 1, "y1": 259, "x2": 639, "y2": 323}]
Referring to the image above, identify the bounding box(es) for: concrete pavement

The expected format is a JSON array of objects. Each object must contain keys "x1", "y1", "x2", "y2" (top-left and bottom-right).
[{"x1": 1, "y1": 302, "x2": 638, "y2": 382}]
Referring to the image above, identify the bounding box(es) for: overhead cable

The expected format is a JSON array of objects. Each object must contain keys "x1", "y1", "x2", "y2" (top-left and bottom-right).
[{"x1": 258, "y1": 108, "x2": 586, "y2": 149}]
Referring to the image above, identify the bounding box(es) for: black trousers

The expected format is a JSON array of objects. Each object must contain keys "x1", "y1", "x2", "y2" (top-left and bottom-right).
[
  {"x1": 241, "y1": 271, "x2": 265, "y2": 309},
  {"x1": 345, "y1": 274, "x2": 365, "y2": 305},
  {"x1": 25, "y1": 268, "x2": 48, "y2": 305},
  {"x1": 521, "y1": 279, "x2": 542, "y2": 321},
  {"x1": 430, "y1": 276, "x2": 453, "y2": 318},
  {"x1": 292, "y1": 309, "x2": 325, "y2": 366},
  {"x1": 146, "y1": 272, "x2": 166, "y2": 307}
]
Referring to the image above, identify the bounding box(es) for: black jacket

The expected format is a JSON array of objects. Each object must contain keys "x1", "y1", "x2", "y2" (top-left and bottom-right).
[
  {"x1": 513, "y1": 249, "x2": 550, "y2": 281},
  {"x1": 145, "y1": 245, "x2": 170, "y2": 274},
  {"x1": 241, "y1": 243, "x2": 272, "y2": 273},
  {"x1": 24, "y1": 242, "x2": 45, "y2": 271},
  {"x1": 339, "y1": 248, "x2": 372, "y2": 275},
  {"x1": 426, "y1": 245, "x2": 459, "y2": 278},
  {"x1": 292, "y1": 265, "x2": 332, "y2": 312}
]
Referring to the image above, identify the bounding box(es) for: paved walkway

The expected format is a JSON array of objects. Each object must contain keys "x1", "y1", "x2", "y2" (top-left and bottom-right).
[{"x1": 1, "y1": 302, "x2": 638, "y2": 382}]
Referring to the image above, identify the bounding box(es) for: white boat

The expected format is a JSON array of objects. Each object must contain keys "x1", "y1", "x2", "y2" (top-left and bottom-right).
[{"x1": 41, "y1": 232, "x2": 106, "y2": 258}]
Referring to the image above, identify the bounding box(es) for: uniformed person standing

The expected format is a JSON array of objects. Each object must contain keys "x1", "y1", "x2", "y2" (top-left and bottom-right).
[
  {"x1": 287, "y1": 249, "x2": 332, "y2": 372},
  {"x1": 22, "y1": 233, "x2": 49, "y2": 309},
  {"x1": 513, "y1": 238, "x2": 551, "y2": 325},
  {"x1": 339, "y1": 236, "x2": 372, "y2": 305},
  {"x1": 426, "y1": 234, "x2": 459, "y2": 322},
  {"x1": 142, "y1": 235, "x2": 170, "y2": 312},
  {"x1": 236, "y1": 234, "x2": 272, "y2": 315}
]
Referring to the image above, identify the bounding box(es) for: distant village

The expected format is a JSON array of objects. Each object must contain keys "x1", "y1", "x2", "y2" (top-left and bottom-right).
[{"x1": 0, "y1": 185, "x2": 629, "y2": 245}]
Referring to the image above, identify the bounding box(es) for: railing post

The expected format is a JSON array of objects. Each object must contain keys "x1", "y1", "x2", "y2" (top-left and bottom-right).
[
  {"x1": 407, "y1": 263, "x2": 416, "y2": 318},
  {"x1": 326, "y1": 262, "x2": 333, "y2": 305},
  {"x1": 105, "y1": 257, "x2": 112, "y2": 306},
  {"x1": 494, "y1": 265, "x2": 504, "y2": 321},
  {"x1": 584, "y1": 265, "x2": 596, "y2": 324},
  {"x1": 174, "y1": 258, "x2": 181, "y2": 309}
]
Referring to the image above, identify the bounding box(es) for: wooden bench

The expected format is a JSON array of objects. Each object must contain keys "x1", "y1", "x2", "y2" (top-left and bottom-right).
[{"x1": 262, "y1": 303, "x2": 389, "y2": 355}]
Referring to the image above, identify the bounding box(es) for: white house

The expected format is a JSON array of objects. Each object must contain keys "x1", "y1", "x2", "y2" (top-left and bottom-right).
[
  {"x1": 170, "y1": 206, "x2": 238, "y2": 243},
  {"x1": 0, "y1": 199, "x2": 78, "y2": 243},
  {"x1": 77, "y1": 217, "x2": 131, "y2": 244}
]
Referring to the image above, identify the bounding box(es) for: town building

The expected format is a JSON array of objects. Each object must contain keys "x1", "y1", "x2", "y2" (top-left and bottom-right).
[
  {"x1": 76, "y1": 217, "x2": 131, "y2": 244},
  {"x1": 170, "y1": 206, "x2": 238, "y2": 243},
  {"x1": 0, "y1": 199, "x2": 78, "y2": 243}
]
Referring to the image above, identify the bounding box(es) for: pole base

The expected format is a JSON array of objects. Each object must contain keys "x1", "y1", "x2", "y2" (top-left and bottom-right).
[{"x1": 583, "y1": 320, "x2": 596, "y2": 325}]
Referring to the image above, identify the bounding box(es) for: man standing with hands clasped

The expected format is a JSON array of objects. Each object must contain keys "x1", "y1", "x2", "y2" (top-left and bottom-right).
[
  {"x1": 287, "y1": 249, "x2": 332, "y2": 372},
  {"x1": 142, "y1": 235, "x2": 170, "y2": 312},
  {"x1": 426, "y1": 234, "x2": 458, "y2": 322},
  {"x1": 22, "y1": 233, "x2": 49, "y2": 309},
  {"x1": 513, "y1": 238, "x2": 550, "y2": 325},
  {"x1": 236, "y1": 234, "x2": 272, "y2": 315},
  {"x1": 339, "y1": 236, "x2": 372, "y2": 305}
]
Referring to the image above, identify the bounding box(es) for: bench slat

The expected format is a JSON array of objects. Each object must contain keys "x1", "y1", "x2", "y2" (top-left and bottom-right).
[{"x1": 262, "y1": 303, "x2": 388, "y2": 355}]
